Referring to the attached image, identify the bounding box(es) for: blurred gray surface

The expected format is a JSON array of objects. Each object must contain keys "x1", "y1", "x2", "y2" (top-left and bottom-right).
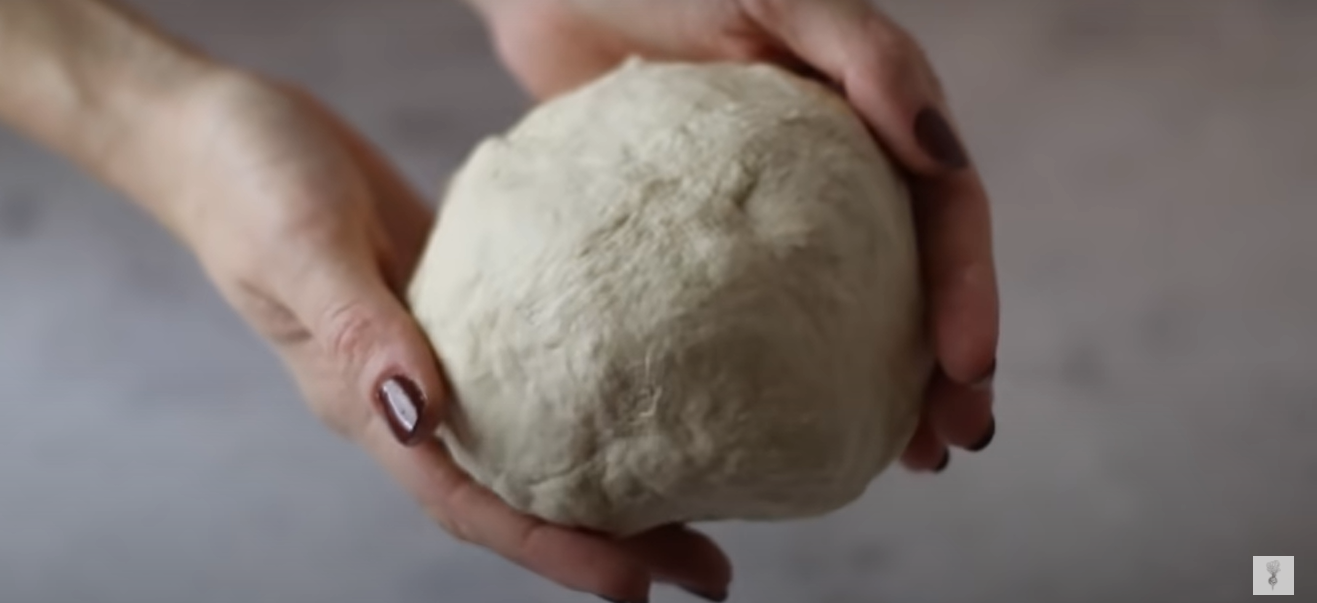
[{"x1": 2, "y1": 1, "x2": 1314, "y2": 601}]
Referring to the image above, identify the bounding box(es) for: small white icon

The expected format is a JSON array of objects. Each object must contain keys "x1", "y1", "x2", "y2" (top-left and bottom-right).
[{"x1": 1254, "y1": 555, "x2": 1295, "y2": 595}]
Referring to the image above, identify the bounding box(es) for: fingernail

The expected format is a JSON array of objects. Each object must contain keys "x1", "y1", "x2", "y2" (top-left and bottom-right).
[
  {"x1": 933, "y1": 450, "x2": 951, "y2": 473},
  {"x1": 971, "y1": 359, "x2": 997, "y2": 393},
  {"x1": 376, "y1": 375, "x2": 426, "y2": 446},
  {"x1": 914, "y1": 106, "x2": 969, "y2": 170},
  {"x1": 968, "y1": 417, "x2": 996, "y2": 452},
  {"x1": 680, "y1": 586, "x2": 729, "y2": 602}
]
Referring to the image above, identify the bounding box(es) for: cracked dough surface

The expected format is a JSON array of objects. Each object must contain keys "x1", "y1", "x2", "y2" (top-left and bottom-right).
[{"x1": 408, "y1": 59, "x2": 932, "y2": 537}]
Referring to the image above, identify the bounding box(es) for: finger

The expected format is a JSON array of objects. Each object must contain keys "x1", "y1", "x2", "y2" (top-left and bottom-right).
[
  {"x1": 899, "y1": 405, "x2": 949, "y2": 473},
  {"x1": 738, "y1": 0, "x2": 969, "y2": 174},
  {"x1": 623, "y1": 524, "x2": 733, "y2": 601},
  {"x1": 741, "y1": 1, "x2": 998, "y2": 382},
  {"x1": 925, "y1": 369, "x2": 995, "y2": 451},
  {"x1": 358, "y1": 418, "x2": 653, "y2": 602},
  {"x1": 480, "y1": 0, "x2": 632, "y2": 100},
  {"x1": 280, "y1": 245, "x2": 447, "y2": 446},
  {"x1": 911, "y1": 171, "x2": 999, "y2": 386}
]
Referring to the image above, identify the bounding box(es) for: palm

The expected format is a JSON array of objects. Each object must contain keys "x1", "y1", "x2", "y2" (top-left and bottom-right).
[
  {"x1": 161, "y1": 79, "x2": 435, "y2": 438},
  {"x1": 172, "y1": 77, "x2": 734, "y2": 601}
]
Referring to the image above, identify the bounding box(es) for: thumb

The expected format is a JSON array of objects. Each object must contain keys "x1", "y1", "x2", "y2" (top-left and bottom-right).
[
  {"x1": 740, "y1": 0, "x2": 969, "y2": 174},
  {"x1": 285, "y1": 251, "x2": 448, "y2": 447}
]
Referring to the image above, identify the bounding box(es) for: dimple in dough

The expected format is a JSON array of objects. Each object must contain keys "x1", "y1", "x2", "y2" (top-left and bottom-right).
[{"x1": 408, "y1": 59, "x2": 933, "y2": 537}]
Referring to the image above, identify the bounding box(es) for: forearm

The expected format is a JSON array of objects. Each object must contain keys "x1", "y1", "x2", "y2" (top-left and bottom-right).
[{"x1": 0, "y1": 0, "x2": 218, "y2": 213}]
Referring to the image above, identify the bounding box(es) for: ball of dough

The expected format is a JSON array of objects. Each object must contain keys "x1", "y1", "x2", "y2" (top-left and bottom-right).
[{"x1": 408, "y1": 59, "x2": 932, "y2": 537}]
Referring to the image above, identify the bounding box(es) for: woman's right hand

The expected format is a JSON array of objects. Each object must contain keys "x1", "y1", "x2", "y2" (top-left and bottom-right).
[{"x1": 129, "y1": 71, "x2": 730, "y2": 603}]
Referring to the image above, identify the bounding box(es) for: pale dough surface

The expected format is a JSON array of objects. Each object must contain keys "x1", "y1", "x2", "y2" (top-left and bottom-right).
[{"x1": 408, "y1": 59, "x2": 931, "y2": 537}]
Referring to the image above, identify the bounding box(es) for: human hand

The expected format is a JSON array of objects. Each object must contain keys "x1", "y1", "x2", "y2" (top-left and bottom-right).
[
  {"x1": 136, "y1": 72, "x2": 729, "y2": 603},
  {"x1": 472, "y1": 0, "x2": 1000, "y2": 473}
]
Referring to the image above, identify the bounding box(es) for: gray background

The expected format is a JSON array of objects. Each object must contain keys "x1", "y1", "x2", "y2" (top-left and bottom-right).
[{"x1": 1, "y1": 0, "x2": 1314, "y2": 601}]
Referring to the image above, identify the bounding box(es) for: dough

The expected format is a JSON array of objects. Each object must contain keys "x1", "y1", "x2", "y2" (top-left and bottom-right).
[{"x1": 408, "y1": 59, "x2": 932, "y2": 537}]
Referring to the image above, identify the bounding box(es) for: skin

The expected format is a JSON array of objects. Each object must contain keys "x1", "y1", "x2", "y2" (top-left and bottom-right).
[{"x1": 0, "y1": 0, "x2": 999, "y2": 601}]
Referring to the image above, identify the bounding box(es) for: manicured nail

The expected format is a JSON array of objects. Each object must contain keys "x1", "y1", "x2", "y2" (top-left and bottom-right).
[
  {"x1": 968, "y1": 418, "x2": 996, "y2": 452},
  {"x1": 971, "y1": 359, "x2": 997, "y2": 393},
  {"x1": 680, "y1": 586, "x2": 729, "y2": 602},
  {"x1": 914, "y1": 106, "x2": 969, "y2": 170},
  {"x1": 933, "y1": 450, "x2": 951, "y2": 473},
  {"x1": 376, "y1": 375, "x2": 426, "y2": 446}
]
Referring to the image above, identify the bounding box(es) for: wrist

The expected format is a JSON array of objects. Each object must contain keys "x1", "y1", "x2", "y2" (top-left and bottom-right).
[
  {"x1": 119, "y1": 68, "x2": 302, "y2": 250},
  {"x1": 92, "y1": 61, "x2": 219, "y2": 172},
  {"x1": 0, "y1": 0, "x2": 228, "y2": 225},
  {"x1": 93, "y1": 59, "x2": 237, "y2": 226}
]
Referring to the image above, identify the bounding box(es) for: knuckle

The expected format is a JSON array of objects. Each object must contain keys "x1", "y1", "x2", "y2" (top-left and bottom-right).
[
  {"x1": 321, "y1": 302, "x2": 380, "y2": 368},
  {"x1": 434, "y1": 512, "x2": 472, "y2": 543},
  {"x1": 855, "y1": 18, "x2": 923, "y2": 78},
  {"x1": 510, "y1": 521, "x2": 548, "y2": 562},
  {"x1": 449, "y1": 520, "x2": 476, "y2": 544},
  {"x1": 435, "y1": 480, "x2": 481, "y2": 544}
]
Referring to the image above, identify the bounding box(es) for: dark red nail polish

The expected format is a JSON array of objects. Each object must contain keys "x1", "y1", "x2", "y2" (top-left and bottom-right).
[
  {"x1": 376, "y1": 375, "x2": 426, "y2": 445},
  {"x1": 914, "y1": 107, "x2": 969, "y2": 170},
  {"x1": 968, "y1": 418, "x2": 996, "y2": 452},
  {"x1": 680, "y1": 586, "x2": 729, "y2": 602},
  {"x1": 933, "y1": 450, "x2": 951, "y2": 473}
]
